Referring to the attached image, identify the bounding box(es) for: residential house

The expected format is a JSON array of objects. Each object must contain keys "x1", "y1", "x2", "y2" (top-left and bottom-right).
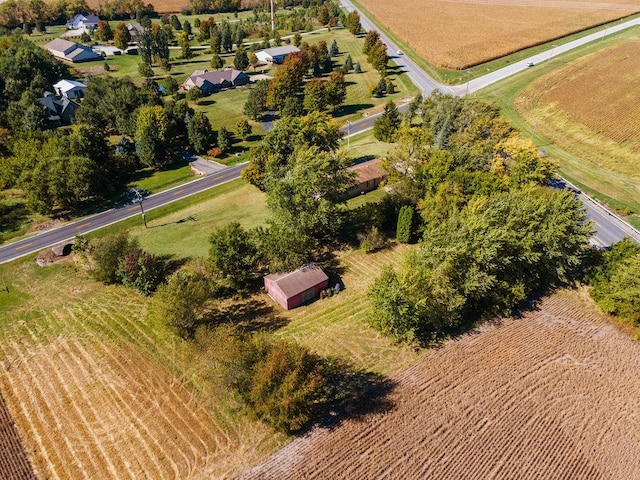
[
  {"x1": 183, "y1": 68, "x2": 250, "y2": 95},
  {"x1": 255, "y1": 45, "x2": 300, "y2": 64},
  {"x1": 66, "y1": 13, "x2": 100, "y2": 30},
  {"x1": 264, "y1": 266, "x2": 329, "y2": 310},
  {"x1": 53, "y1": 79, "x2": 87, "y2": 100},
  {"x1": 45, "y1": 39, "x2": 102, "y2": 63},
  {"x1": 345, "y1": 158, "x2": 388, "y2": 198},
  {"x1": 37, "y1": 93, "x2": 79, "y2": 126}
]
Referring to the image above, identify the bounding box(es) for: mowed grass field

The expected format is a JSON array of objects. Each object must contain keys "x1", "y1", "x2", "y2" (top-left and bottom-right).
[
  {"x1": 240, "y1": 290, "x2": 640, "y2": 479},
  {"x1": 0, "y1": 179, "x2": 417, "y2": 479},
  {"x1": 513, "y1": 39, "x2": 640, "y2": 220},
  {"x1": 355, "y1": 0, "x2": 640, "y2": 69}
]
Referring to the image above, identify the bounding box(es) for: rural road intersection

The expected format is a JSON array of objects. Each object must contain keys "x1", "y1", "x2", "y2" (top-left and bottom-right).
[{"x1": 1, "y1": 9, "x2": 639, "y2": 263}]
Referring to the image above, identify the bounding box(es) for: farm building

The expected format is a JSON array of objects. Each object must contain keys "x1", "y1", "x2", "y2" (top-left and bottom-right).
[
  {"x1": 255, "y1": 45, "x2": 300, "y2": 64},
  {"x1": 66, "y1": 13, "x2": 100, "y2": 30},
  {"x1": 183, "y1": 69, "x2": 250, "y2": 95},
  {"x1": 346, "y1": 158, "x2": 388, "y2": 198},
  {"x1": 264, "y1": 266, "x2": 329, "y2": 310},
  {"x1": 53, "y1": 79, "x2": 86, "y2": 100},
  {"x1": 45, "y1": 39, "x2": 102, "y2": 63}
]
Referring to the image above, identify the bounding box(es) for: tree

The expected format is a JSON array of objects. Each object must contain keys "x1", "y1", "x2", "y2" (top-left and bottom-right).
[
  {"x1": 325, "y1": 71, "x2": 347, "y2": 112},
  {"x1": 89, "y1": 232, "x2": 137, "y2": 284},
  {"x1": 248, "y1": 51, "x2": 259, "y2": 71},
  {"x1": 293, "y1": 32, "x2": 302, "y2": 47},
  {"x1": 117, "y1": 248, "x2": 166, "y2": 295},
  {"x1": 217, "y1": 126, "x2": 232, "y2": 153},
  {"x1": 385, "y1": 77, "x2": 396, "y2": 94},
  {"x1": 329, "y1": 39, "x2": 339, "y2": 57},
  {"x1": 233, "y1": 45, "x2": 249, "y2": 71},
  {"x1": 114, "y1": 22, "x2": 131, "y2": 50},
  {"x1": 157, "y1": 270, "x2": 213, "y2": 338},
  {"x1": 135, "y1": 105, "x2": 174, "y2": 167},
  {"x1": 96, "y1": 20, "x2": 113, "y2": 41},
  {"x1": 209, "y1": 222, "x2": 261, "y2": 287},
  {"x1": 354, "y1": 62, "x2": 362, "y2": 73},
  {"x1": 303, "y1": 78, "x2": 327, "y2": 113},
  {"x1": 170, "y1": 14, "x2": 182, "y2": 30},
  {"x1": 187, "y1": 85, "x2": 202, "y2": 104},
  {"x1": 373, "y1": 101, "x2": 401, "y2": 142},
  {"x1": 396, "y1": 205, "x2": 413, "y2": 243},
  {"x1": 235, "y1": 118, "x2": 252, "y2": 140},
  {"x1": 178, "y1": 31, "x2": 192, "y2": 59},
  {"x1": 138, "y1": 62, "x2": 154, "y2": 77},
  {"x1": 187, "y1": 111, "x2": 213, "y2": 153},
  {"x1": 343, "y1": 54, "x2": 353, "y2": 71},
  {"x1": 244, "y1": 79, "x2": 269, "y2": 121},
  {"x1": 346, "y1": 10, "x2": 361, "y2": 35},
  {"x1": 267, "y1": 51, "x2": 308, "y2": 110},
  {"x1": 317, "y1": 6, "x2": 330, "y2": 25},
  {"x1": 163, "y1": 76, "x2": 178, "y2": 96},
  {"x1": 210, "y1": 53, "x2": 224, "y2": 70},
  {"x1": 368, "y1": 39, "x2": 389, "y2": 75},
  {"x1": 183, "y1": 19, "x2": 192, "y2": 35},
  {"x1": 362, "y1": 30, "x2": 380, "y2": 55},
  {"x1": 371, "y1": 76, "x2": 386, "y2": 97}
]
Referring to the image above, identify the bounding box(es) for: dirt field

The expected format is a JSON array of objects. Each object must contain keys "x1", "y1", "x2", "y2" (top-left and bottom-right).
[
  {"x1": 0, "y1": 393, "x2": 35, "y2": 480},
  {"x1": 356, "y1": 0, "x2": 640, "y2": 68},
  {"x1": 239, "y1": 290, "x2": 640, "y2": 479},
  {"x1": 514, "y1": 39, "x2": 640, "y2": 212}
]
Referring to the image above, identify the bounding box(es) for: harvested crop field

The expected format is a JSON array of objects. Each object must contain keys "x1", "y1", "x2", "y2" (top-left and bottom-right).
[
  {"x1": 240, "y1": 290, "x2": 640, "y2": 479},
  {"x1": 0, "y1": 393, "x2": 35, "y2": 480},
  {"x1": 0, "y1": 262, "x2": 280, "y2": 480},
  {"x1": 356, "y1": 0, "x2": 640, "y2": 68},
  {"x1": 514, "y1": 39, "x2": 640, "y2": 210}
]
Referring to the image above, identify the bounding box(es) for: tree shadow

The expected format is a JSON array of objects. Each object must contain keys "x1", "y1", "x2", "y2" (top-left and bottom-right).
[
  {"x1": 351, "y1": 154, "x2": 376, "y2": 164},
  {"x1": 203, "y1": 297, "x2": 290, "y2": 333},
  {"x1": 151, "y1": 214, "x2": 197, "y2": 228},
  {"x1": 333, "y1": 103, "x2": 374, "y2": 118},
  {"x1": 0, "y1": 202, "x2": 31, "y2": 243},
  {"x1": 198, "y1": 99, "x2": 216, "y2": 106},
  {"x1": 315, "y1": 359, "x2": 397, "y2": 431}
]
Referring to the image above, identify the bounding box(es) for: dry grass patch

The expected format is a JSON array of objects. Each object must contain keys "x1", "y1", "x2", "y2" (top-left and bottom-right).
[
  {"x1": 357, "y1": 0, "x2": 640, "y2": 68},
  {"x1": 240, "y1": 289, "x2": 640, "y2": 479},
  {"x1": 514, "y1": 39, "x2": 640, "y2": 211}
]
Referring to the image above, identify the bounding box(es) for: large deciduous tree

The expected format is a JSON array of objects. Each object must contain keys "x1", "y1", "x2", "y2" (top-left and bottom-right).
[{"x1": 135, "y1": 105, "x2": 175, "y2": 167}]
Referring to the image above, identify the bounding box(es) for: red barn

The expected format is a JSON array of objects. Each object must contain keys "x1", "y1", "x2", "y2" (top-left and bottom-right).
[{"x1": 264, "y1": 266, "x2": 329, "y2": 310}]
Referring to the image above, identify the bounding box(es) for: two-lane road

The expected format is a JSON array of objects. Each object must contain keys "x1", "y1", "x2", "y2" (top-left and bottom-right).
[{"x1": 0, "y1": 163, "x2": 246, "y2": 264}]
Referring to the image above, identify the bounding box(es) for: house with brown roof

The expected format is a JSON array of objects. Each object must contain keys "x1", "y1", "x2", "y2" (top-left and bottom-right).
[
  {"x1": 183, "y1": 68, "x2": 250, "y2": 95},
  {"x1": 264, "y1": 266, "x2": 329, "y2": 310},
  {"x1": 45, "y1": 38, "x2": 102, "y2": 63},
  {"x1": 346, "y1": 158, "x2": 388, "y2": 198}
]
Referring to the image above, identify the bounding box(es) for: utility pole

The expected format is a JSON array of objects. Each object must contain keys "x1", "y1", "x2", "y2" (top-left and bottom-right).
[
  {"x1": 134, "y1": 188, "x2": 148, "y2": 229},
  {"x1": 270, "y1": 0, "x2": 275, "y2": 32}
]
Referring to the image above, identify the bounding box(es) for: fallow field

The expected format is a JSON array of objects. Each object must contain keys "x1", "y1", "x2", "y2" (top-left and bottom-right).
[
  {"x1": 514, "y1": 39, "x2": 640, "y2": 217},
  {"x1": 355, "y1": 0, "x2": 640, "y2": 68},
  {"x1": 240, "y1": 290, "x2": 640, "y2": 479}
]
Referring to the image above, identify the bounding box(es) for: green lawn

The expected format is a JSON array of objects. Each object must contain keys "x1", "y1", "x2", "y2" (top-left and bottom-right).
[
  {"x1": 477, "y1": 26, "x2": 640, "y2": 228},
  {"x1": 342, "y1": 128, "x2": 395, "y2": 163}
]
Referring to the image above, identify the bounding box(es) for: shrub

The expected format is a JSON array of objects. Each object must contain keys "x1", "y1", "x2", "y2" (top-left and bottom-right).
[
  {"x1": 358, "y1": 226, "x2": 386, "y2": 253},
  {"x1": 207, "y1": 147, "x2": 223, "y2": 157},
  {"x1": 396, "y1": 205, "x2": 413, "y2": 243},
  {"x1": 89, "y1": 232, "x2": 137, "y2": 284}
]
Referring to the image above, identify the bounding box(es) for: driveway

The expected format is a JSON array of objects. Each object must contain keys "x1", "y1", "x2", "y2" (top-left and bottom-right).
[{"x1": 181, "y1": 150, "x2": 228, "y2": 175}]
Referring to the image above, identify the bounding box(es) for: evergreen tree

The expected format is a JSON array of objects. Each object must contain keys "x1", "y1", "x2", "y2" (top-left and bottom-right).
[
  {"x1": 373, "y1": 101, "x2": 401, "y2": 142},
  {"x1": 234, "y1": 45, "x2": 249, "y2": 71},
  {"x1": 396, "y1": 205, "x2": 413, "y2": 243}
]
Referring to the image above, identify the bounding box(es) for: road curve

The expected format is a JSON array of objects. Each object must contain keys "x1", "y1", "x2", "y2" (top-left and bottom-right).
[{"x1": 0, "y1": 163, "x2": 247, "y2": 264}]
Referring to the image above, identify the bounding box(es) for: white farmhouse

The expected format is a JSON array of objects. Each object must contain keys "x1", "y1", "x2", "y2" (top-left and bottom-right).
[{"x1": 255, "y1": 45, "x2": 300, "y2": 64}]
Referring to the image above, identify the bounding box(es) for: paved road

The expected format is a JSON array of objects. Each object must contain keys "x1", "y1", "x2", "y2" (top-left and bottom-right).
[
  {"x1": 0, "y1": 164, "x2": 247, "y2": 264},
  {"x1": 2, "y1": 10, "x2": 639, "y2": 263}
]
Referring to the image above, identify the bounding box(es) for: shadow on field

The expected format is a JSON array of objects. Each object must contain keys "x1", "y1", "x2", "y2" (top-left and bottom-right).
[
  {"x1": 206, "y1": 298, "x2": 290, "y2": 333},
  {"x1": 318, "y1": 361, "x2": 397, "y2": 431}
]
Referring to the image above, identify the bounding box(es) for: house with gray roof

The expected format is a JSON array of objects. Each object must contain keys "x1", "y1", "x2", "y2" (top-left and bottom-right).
[
  {"x1": 66, "y1": 13, "x2": 100, "y2": 30},
  {"x1": 45, "y1": 39, "x2": 102, "y2": 63},
  {"x1": 255, "y1": 45, "x2": 300, "y2": 64},
  {"x1": 183, "y1": 68, "x2": 250, "y2": 95},
  {"x1": 37, "y1": 93, "x2": 79, "y2": 126}
]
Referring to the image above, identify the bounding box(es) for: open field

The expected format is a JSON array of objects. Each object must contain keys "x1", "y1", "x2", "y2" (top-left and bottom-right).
[
  {"x1": 478, "y1": 28, "x2": 640, "y2": 227},
  {"x1": 355, "y1": 0, "x2": 640, "y2": 69},
  {"x1": 240, "y1": 289, "x2": 640, "y2": 479},
  {"x1": 514, "y1": 39, "x2": 640, "y2": 215},
  {"x1": 0, "y1": 393, "x2": 35, "y2": 480},
  {"x1": 0, "y1": 260, "x2": 283, "y2": 479}
]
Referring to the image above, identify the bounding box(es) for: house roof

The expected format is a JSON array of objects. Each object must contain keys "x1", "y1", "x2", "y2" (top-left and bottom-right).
[
  {"x1": 349, "y1": 158, "x2": 387, "y2": 184},
  {"x1": 187, "y1": 69, "x2": 247, "y2": 87},
  {"x1": 258, "y1": 45, "x2": 300, "y2": 57},
  {"x1": 265, "y1": 266, "x2": 328, "y2": 299},
  {"x1": 53, "y1": 79, "x2": 86, "y2": 93},
  {"x1": 46, "y1": 38, "x2": 76, "y2": 54},
  {"x1": 70, "y1": 13, "x2": 100, "y2": 25}
]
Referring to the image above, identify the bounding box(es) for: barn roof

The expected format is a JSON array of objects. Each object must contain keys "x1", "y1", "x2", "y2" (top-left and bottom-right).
[
  {"x1": 349, "y1": 158, "x2": 387, "y2": 184},
  {"x1": 265, "y1": 266, "x2": 328, "y2": 298}
]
